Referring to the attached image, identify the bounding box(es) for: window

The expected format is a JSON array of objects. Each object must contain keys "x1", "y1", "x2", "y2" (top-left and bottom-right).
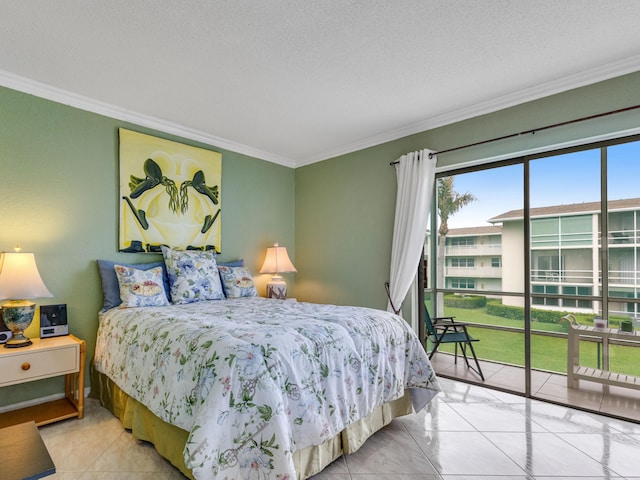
[
  {"x1": 450, "y1": 257, "x2": 475, "y2": 267},
  {"x1": 531, "y1": 218, "x2": 559, "y2": 247},
  {"x1": 560, "y1": 216, "x2": 592, "y2": 245},
  {"x1": 609, "y1": 211, "x2": 635, "y2": 244},
  {"x1": 531, "y1": 215, "x2": 592, "y2": 248},
  {"x1": 562, "y1": 286, "x2": 593, "y2": 308},
  {"x1": 450, "y1": 278, "x2": 475, "y2": 289},
  {"x1": 532, "y1": 284, "x2": 559, "y2": 306},
  {"x1": 449, "y1": 237, "x2": 475, "y2": 246},
  {"x1": 532, "y1": 252, "x2": 561, "y2": 281}
]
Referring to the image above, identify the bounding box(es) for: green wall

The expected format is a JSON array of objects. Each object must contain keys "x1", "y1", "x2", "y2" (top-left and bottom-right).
[
  {"x1": 3, "y1": 70, "x2": 640, "y2": 407},
  {"x1": 295, "y1": 71, "x2": 640, "y2": 310},
  {"x1": 0, "y1": 86, "x2": 295, "y2": 406}
]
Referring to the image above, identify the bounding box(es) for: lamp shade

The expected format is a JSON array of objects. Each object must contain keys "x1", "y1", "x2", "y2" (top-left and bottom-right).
[
  {"x1": 259, "y1": 243, "x2": 297, "y2": 275},
  {"x1": 0, "y1": 252, "x2": 53, "y2": 300}
]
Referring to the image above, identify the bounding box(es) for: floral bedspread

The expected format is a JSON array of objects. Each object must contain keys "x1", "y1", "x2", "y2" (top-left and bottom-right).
[{"x1": 94, "y1": 297, "x2": 440, "y2": 480}]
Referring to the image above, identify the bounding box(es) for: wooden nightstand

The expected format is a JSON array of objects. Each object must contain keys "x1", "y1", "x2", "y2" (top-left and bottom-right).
[{"x1": 0, "y1": 335, "x2": 85, "y2": 428}]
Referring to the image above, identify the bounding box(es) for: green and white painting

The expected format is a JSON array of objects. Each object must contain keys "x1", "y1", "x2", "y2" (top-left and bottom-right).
[{"x1": 119, "y1": 129, "x2": 222, "y2": 253}]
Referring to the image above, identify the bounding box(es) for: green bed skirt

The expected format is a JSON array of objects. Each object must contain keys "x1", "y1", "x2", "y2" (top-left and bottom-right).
[{"x1": 92, "y1": 372, "x2": 413, "y2": 479}]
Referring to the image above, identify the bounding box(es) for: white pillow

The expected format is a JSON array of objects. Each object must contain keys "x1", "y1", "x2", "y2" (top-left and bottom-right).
[
  {"x1": 218, "y1": 266, "x2": 258, "y2": 298},
  {"x1": 114, "y1": 265, "x2": 170, "y2": 308}
]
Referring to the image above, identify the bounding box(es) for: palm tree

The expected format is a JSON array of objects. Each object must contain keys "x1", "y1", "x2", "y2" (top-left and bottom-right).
[{"x1": 436, "y1": 176, "x2": 476, "y2": 314}]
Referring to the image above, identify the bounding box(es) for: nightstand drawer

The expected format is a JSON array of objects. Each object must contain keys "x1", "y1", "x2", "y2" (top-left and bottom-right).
[{"x1": 1, "y1": 344, "x2": 78, "y2": 386}]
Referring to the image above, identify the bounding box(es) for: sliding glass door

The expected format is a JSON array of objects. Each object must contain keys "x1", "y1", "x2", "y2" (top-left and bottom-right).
[
  {"x1": 528, "y1": 149, "x2": 601, "y2": 389},
  {"x1": 426, "y1": 134, "x2": 640, "y2": 403},
  {"x1": 605, "y1": 141, "x2": 640, "y2": 378},
  {"x1": 427, "y1": 163, "x2": 525, "y2": 391}
]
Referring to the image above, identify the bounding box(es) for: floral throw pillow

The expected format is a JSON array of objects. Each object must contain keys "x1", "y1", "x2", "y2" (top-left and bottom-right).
[
  {"x1": 114, "y1": 265, "x2": 170, "y2": 308},
  {"x1": 218, "y1": 266, "x2": 258, "y2": 298},
  {"x1": 161, "y1": 246, "x2": 225, "y2": 304}
]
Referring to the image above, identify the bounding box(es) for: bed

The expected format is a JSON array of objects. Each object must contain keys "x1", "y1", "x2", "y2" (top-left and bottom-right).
[{"x1": 92, "y1": 254, "x2": 440, "y2": 480}]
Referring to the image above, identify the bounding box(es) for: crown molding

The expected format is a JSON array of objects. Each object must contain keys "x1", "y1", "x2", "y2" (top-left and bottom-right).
[
  {"x1": 295, "y1": 53, "x2": 640, "y2": 167},
  {"x1": 0, "y1": 69, "x2": 296, "y2": 168}
]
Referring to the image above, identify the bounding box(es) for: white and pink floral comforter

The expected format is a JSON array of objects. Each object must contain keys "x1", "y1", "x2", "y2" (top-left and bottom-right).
[{"x1": 94, "y1": 297, "x2": 439, "y2": 480}]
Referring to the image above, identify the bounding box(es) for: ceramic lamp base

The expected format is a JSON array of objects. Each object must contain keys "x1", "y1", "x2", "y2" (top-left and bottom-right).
[
  {"x1": 2, "y1": 300, "x2": 35, "y2": 348},
  {"x1": 4, "y1": 333, "x2": 32, "y2": 348},
  {"x1": 266, "y1": 281, "x2": 287, "y2": 300}
]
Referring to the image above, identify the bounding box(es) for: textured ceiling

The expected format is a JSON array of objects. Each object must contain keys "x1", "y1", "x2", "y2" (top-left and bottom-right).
[{"x1": 1, "y1": 1, "x2": 640, "y2": 167}]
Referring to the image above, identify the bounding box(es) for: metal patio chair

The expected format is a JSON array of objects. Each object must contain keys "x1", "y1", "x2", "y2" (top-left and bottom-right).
[{"x1": 424, "y1": 305, "x2": 485, "y2": 380}]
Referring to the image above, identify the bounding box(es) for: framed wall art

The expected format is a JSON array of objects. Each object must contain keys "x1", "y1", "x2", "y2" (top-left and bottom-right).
[{"x1": 119, "y1": 129, "x2": 222, "y2": 253}]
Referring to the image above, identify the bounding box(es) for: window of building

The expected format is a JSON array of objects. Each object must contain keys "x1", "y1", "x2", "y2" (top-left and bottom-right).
[
  {"x1": 450, "y1": 278, "x2": 475, "y2": 289},
  {"x1": 531, "y1": 218, "x2": 559, "y2": 247},
  {"x1": 532, "y1": 284, "x2": 559, "y2": 306},
  {"x1": 609, "y1": 211, "x2": 635, "y2": 244},
  {"x1": 559, "y1": 216, "x2": 592, "y2": 246},
  {"x1": 450, "y1": 257, "x2": 475, "y2": 267},
  {"x1": 449, "y1": 237, "x2": 475, "y2": 246},
  {"x1": 562, "y1": 285, "x2": 593, "y2": 308},
  {"x1": 531, "y1": 252, "x2": 561, "y2": 281}
]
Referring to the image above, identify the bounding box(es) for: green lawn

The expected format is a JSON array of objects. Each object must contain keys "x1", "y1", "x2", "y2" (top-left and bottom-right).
[{"x1": 427, "y1": 306, "x2": 640, "y2": 377}]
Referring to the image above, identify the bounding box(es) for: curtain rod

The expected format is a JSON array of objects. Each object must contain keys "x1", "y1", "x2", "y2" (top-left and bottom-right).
[{"x1": 389, "y1": 104, "x2": 640, "y2": 165}]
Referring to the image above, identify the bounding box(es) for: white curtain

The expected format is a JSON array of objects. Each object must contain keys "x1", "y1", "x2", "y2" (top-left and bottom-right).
[{"x1": 387, "y1": 149, "x2": 437, "y2": 315}]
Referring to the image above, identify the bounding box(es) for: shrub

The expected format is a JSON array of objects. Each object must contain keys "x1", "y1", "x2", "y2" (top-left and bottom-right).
[
  {"x1": 485, "y1": 300, "x2": 575, "y2": 331},
  {"x1": 486, "y1": 300, "x2": 524, "y2": 320},
  {"x1": 530, "y1": 309, "x2": 566, "y2": 324},
  {"x1": 444, "y1": 294, "x2": 486, "y2": 309}
]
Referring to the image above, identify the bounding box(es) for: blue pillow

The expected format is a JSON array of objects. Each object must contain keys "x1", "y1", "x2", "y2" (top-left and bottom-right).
[
  {"x1": 98, "y1": 259, "x2": 170, "y2": 311},
  {"x1": 218, "y1": 259, "x2": 244, "y2": 268}
]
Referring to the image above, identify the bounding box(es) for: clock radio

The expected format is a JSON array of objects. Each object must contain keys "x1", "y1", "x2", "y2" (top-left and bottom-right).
[
  {"x1": 0, "y1": 309, "x2": 12, "y2": 343},
  {"x1": 40, "y1": 304, "x2": 69, "y2": 338}
]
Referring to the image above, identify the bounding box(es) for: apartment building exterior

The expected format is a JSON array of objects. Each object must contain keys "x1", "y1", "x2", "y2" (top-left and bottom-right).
[{"x1": 431, "y1": 197, "x2": 640, "y2": 317}]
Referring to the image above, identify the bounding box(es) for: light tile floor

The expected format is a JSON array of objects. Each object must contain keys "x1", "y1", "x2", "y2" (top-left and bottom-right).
[
  {"x1": 39, "y1": 376, "x2": 640, "y2": 479},
  {"x1": 430, "y1": 354, "x2": 640, "y2": 422}
]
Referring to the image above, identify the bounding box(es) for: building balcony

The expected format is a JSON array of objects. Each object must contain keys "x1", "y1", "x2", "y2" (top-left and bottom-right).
[
  {"x1": 609, "y1": 270, "x2": 639, "y2": 285},
  {"x1": 608, "y1": 230, "x2": 639, "y2": 245},
  {"x1": 531, "y1": 269, "x2": 594, "y2": 284},
  {"x1": 445, "y1": 244, "x2": 502, "y2": 256},
  {"x1": 446, "y1": 266, "x2": 502, "y2": 278}
]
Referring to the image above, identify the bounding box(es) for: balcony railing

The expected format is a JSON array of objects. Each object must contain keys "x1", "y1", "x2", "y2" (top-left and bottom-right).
[
  {"x1": 609, "y1": 270, "x2": 639, "y2": 285},
  {"x1": 608, "y1": 229, "x2": 639, "y2": 245},
  {"x1": 531, "y1": 269, "x2": 594, "y2": 283},
  {"x1": 446, "y1": 266, "x2": 502, "y2": 278},
  {"x1": 445, "y1": 244, "x2": 501, "y2": 256},
  {"x1": 530, "y1": 269, "x2": 640, "y2": 286},
  {"x1": 429, "y1": 310, "x2": 640, "y2": 378}
]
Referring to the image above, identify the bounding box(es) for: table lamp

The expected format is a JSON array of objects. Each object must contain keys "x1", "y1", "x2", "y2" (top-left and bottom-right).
[
  {"x1": 0, "y1": 250, "x2": 53, "y2": 347},
  {"x1": 259, "y1": 243, "x2": 296, "y2": 299}
]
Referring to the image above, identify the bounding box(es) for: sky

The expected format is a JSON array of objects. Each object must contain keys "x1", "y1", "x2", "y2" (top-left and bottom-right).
[{"x1": 443, "y1": 140, "x2": 640, "y2": 229}]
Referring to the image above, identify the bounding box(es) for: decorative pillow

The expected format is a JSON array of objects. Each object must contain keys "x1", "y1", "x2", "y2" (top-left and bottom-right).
[
  {"x1": 218, "y1": 266, "x2": 258, "y2": 298},
  {"x1": 218, "y1": 259, "x2": 244, "y2": 268},
  {"x1": 114, "y1": 265, "x2": 170, "y2": 308},
  {"x1": 161, "y1": 246, "x2": 225, "y2": 304},
  {"x1": 97, "y1": 259, "x2": 170, "y2": 311}
]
